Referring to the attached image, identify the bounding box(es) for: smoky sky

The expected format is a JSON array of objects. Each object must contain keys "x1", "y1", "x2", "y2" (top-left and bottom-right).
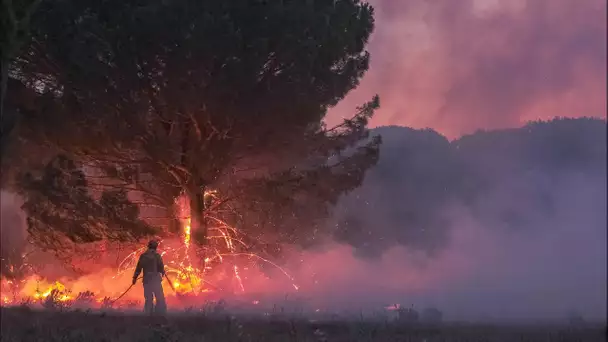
[
  {"x1": 333, "y1": 117, "x2": 606, "y2": 255},
  {"x1": 304, "y1": 117, "x2": 606, "y2": 321},
  {"x1": 326, "y1": 0, "x2": 607, "y2": 138}
]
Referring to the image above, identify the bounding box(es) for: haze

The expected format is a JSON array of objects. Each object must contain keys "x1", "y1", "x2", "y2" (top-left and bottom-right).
[
  {"x1": 1, "y1": 0, "x2": 606, "y2": 324},
  {"x1": 317, "y1": 0, "x2": 607, "y2": 321},
  {"x1": 327, "y1": 0, "x2": 606, "y2": 138}
]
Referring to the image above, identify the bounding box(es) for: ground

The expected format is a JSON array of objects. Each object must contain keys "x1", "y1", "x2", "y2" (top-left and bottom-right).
[{"x1": 0, "y1": 307, "x2": 605, "y2": 342}]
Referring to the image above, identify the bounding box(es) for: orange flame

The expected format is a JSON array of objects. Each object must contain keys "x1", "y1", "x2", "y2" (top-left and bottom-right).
[{"x1": 0, "y1": 189, "x2": 299, "y2": 308}]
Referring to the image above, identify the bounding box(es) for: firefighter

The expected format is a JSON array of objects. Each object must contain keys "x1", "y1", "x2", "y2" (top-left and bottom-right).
[{"x1": 132, "y1": 239, "x2": 167, "y2": 315}]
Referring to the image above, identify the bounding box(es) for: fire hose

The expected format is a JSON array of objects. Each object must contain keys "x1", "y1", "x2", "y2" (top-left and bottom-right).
[
  {"x1": 109, "y1": 274, "x2": 177, "y2": 305},
  {"x1": 163, "y1": 273, "x2": 176, "y2": 293},
  {"x1": 109, "y1": 276, "x2": 141, "y2": 305}
]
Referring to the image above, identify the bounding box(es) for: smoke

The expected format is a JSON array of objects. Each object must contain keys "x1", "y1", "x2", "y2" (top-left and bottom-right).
[
  {"x1": 273, "y1": 118, "x2": 606, "y2": 322},
  {"x1": 1, "y1": 119, "x2": 605, "y2": 323},
  {"x1": 326, "y1": 0, "x2": 607, "y2": 138},
  {"x1": 282, "y1": 178, "x2": 606, "y2": 322},
  {"x1": 0, "y1": 191, "x2": 28, "y2": 277}
]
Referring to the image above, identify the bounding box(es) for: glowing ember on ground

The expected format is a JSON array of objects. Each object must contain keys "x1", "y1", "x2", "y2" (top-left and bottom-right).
[{"x1": 0, "y1": 191, "x2": 299, "y2": 308}]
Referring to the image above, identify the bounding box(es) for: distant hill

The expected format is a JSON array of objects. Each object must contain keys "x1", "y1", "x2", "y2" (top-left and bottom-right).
[{"x1": 332, "y1": 118, "x2": 607, "y2": 258}]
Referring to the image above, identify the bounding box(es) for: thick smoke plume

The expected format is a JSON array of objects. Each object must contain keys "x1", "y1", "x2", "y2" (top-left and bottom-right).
[
  {"x1": 314, "y1": 118, "x2": 606, "y2": 322},
  {"x1": 327, "y1": 0, "x2": 606, "y2": 138}
]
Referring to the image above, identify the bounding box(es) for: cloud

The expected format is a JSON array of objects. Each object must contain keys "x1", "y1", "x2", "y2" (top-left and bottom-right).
[{"x1": 327, "y1": 0, "x2": 607, "y2": 138}]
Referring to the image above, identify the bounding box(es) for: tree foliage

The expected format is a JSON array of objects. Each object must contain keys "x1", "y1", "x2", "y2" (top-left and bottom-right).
[
  {"x1": 0, "y1": 0, "x2": 41, "y2": 160},
  {"x1": 11, "y1": 0, "x2": 381, "y2": 257},
  {"x1": 16, "y1": 155, "x2": 157, "y2": 260},
  {"x1": 0, "y1": 0, "x2": 40, "y2": 61}
]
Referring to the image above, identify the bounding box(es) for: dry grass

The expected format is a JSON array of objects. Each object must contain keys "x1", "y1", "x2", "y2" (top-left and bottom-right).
[{"x1": 0, "y1": 306, "x2": 605, "y2": 342}]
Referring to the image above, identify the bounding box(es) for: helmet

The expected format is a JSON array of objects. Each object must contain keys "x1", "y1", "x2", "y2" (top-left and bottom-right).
[{"x1": 147, "y1": 239, "x2": 159, "y2": 249}]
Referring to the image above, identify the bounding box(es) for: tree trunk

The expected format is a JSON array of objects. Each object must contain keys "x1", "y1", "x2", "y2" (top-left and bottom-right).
[
  {"x1": 167, "y1": 203, "x2": 181, "y2": 234},
  {"x1": 189, "y1": 181, "x2": 207, "y2": 245},
  {"x1": 188, "y1": 180, "x2": 208, "y2": 272},
  {"x1": 178, "y1": 113, "x2": 208, "y2": 246}
]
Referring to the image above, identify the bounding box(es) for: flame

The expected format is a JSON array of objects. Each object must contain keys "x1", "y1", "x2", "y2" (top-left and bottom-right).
[
  {"x1": 184, "y1": 223, "x2": 191, "y2": 246},
  {"x1": 0, "y1": 189, "x2": 299, "y2": 308}
]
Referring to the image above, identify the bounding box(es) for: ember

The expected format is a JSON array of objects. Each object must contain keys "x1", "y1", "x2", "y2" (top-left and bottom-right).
[{"x1": 0, "y1": 191, "x2": 299, "y2": 309}]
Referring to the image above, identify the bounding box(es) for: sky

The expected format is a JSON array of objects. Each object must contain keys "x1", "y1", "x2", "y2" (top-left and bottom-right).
[{"x1": 326, "y1": 0, "x2": 607, "y2": 138}]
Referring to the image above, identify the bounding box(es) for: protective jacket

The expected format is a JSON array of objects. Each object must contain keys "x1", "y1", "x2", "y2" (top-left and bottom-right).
[{"x1": 133, "y1": 249, "x2": 166, "y2": 284}]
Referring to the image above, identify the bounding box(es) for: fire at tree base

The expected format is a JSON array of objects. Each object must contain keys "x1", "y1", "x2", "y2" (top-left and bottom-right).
[{"x1": 0, "y1": 193, "x2": 299, "y2": 311}]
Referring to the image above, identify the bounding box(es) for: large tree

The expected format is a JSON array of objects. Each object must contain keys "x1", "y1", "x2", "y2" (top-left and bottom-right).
[{"x1": 12, "y1": 0, "x2": 381, "y2": 262}]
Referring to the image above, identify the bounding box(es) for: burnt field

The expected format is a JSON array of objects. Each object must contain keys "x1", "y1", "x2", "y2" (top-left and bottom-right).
[{"x1": 0, "y1": 307, "x2": 605, "y2": 342}]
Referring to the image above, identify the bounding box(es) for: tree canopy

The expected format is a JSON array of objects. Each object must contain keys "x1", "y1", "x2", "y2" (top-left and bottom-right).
[
  {"x1": 0, "y1": 0, "x2": 41, "y2": 159},
  {"x1": 16, "y1": 155, "x2": 157, "y2": 254},
  {"x1": 8, "y1": 0, "x2": 381, "y2": 262}
]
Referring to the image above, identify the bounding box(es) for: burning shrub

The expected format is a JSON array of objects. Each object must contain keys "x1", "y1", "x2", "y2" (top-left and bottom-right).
[
  {"x1": 1, "y1": 278, "x2": 23, "y2": 305},
  {"x1": 75, "y1": 291, "x2": 95, "y2": 302},
  {"x1": 68, "y1": 291, "x2": 96, "y2": 309},
  {"x1": 41, "y1": 289, "x2": 72, "y2": 311},
  {"x1": 99, "y1": 297, "x2": 114, "y2": 310}
]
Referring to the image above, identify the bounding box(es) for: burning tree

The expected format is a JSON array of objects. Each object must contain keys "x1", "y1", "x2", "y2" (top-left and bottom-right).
[{"x1": 7, "y1": 0, "x2": 381, "y2": 293}]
